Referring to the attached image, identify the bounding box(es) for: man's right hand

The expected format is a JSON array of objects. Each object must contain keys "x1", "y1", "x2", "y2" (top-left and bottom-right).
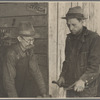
[{"x1": 57, "y1": 77, "x2": 65, "y2": 87}]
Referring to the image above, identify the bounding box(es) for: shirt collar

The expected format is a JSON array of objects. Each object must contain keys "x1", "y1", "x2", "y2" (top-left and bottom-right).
[{"x1": 68, "y1": 26, "x2": 88, "y2": 42}]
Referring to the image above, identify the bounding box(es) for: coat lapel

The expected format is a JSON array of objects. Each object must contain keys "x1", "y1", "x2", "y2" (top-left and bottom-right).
[{"x1": 76, "y1": 27, "x2": 89, "y2": 55}]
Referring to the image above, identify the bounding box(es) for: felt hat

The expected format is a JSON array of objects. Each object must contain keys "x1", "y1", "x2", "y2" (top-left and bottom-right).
[
  {"x1": 62, "y1": 6, "x2": 87, "y2": 20},
  {"x1": 18, "y1": 21, "x2": 39, "y2": 38}
]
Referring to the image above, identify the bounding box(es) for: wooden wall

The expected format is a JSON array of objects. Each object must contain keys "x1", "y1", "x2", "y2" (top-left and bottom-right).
[
  {"x1": 48, "y1": 2, "x2": 100, "y2": 97},
  {"x1": 0, "y1": 2, "x2": 48, "y2": 97}
]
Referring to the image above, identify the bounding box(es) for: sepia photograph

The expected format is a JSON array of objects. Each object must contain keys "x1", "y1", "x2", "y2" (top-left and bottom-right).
[{"x1": 0, "y1": 1, "x2": 99, "y2": 99}]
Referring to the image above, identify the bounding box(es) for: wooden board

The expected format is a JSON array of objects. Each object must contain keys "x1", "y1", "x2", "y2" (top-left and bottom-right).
[
  {"x1": 0, "y1": 16, "x2": 47, "y2": 27},
  {"x1": 0, "y1": 3, "x2": 48, "y2": 17},
  {"x1": 34, "y1": 39, "x2": 48, "y2": 54}
]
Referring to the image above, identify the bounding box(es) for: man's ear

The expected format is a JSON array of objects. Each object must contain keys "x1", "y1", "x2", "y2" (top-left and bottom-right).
[{"x1": 17, "y1": 36, "x2": 22, "y2": 42}]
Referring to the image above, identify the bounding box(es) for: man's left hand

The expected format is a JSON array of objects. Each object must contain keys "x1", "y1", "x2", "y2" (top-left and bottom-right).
[{"x1": 74, "y1": 80, "x2": 85, "y2": 92}]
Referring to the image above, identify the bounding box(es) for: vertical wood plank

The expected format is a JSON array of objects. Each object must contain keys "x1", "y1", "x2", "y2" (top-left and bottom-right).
[
  {"x1": 77, "y1": 2, "x2": 83, "y2": 7},
  {"x1": 57, "y1": 2, "x2": 71, "y2": 81},
  {"x1": 82, "y1": 2, "x2": 90, "y2": 28},
  {"x1": 48, "y1": 2, "x2": 58, "y2": 97},
  {"x1": 71, "y1": 2, "x2": 78, "y2": 7},
  {"x1": 89, "y1": 3, "x2": 94, "y2": 31},
  {"x1": 93, "y1": 3, "x2": 98, "y2": 33},
  {"x1": 94, "y1": 2, "x2": 100, "y2": 35},
  {"x1": 57, "y1": 2, "x2": 71, "y2": 98}
]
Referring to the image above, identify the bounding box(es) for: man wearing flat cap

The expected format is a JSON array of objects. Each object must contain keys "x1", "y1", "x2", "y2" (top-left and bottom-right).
[
  {"x1": 3, "y1": 21, "x2": 47, "y2": 97},
  {"x1": 57, "y1": 6, "x2": 100, "y2": 97}
]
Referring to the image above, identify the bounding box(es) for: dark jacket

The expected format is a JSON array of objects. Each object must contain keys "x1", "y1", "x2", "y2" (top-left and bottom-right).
[
  {"x1": 60, "y1": 26, "x2": 100, "y2": 97},
  {"x1": 3, "y1": 43, "x2": 46, "y2": 97}
]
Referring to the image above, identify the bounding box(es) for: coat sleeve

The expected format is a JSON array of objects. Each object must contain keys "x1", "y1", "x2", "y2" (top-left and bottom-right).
[
  {"x1": 3, "y1": 50, "x2": 18, "y2": 97},
  {"x1": 80, "y1": 35, "x2": 100, "y2": 85},
  {"x1": 29, "y1": 54, "x2": 47, "y2": 96},
  {"x1": 60, "y1": 37, "x2": 69, "y2": 78}
]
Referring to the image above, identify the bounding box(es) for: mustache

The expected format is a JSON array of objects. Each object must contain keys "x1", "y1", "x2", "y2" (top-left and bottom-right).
[{"x1": 26, "y1": 44, "x2": 34, "y2": 49}]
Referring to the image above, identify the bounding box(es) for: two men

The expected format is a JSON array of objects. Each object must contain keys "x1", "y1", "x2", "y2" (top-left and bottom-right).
[
  {"x1": 3, "y1": 6, "x2": 100, "y2": 97},
  {"x1": 3, "y1": 21, "x2": 47, "y2": 97},
  {"x1": 57, "y1": 6, "x2": 100, "y2": 97}
]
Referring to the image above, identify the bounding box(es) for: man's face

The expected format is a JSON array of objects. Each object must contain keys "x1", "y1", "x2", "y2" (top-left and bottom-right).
[
  {"x1": 67, "y1": 18, "x2": 83, "y2": 35},
  {"x1": 21, "y1": 36, "x2": 35, "y2": 50}
]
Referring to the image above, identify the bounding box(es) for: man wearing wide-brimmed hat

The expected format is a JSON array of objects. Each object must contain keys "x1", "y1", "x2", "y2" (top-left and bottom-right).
[
  {"x1": 57, "y1": 6, "x2": 100, "y2": 97},
  {"x1": 3, "y1": 21, "x2": 47, "y2": 97}
]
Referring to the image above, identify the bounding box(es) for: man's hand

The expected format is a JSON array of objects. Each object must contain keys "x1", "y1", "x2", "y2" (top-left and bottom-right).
[
  {"x1": 74, "y1": 80, "x2": 85, "y2": 92},
  {"x1": 57, "y1": 77, "x2": 65, "y2": 87}
]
